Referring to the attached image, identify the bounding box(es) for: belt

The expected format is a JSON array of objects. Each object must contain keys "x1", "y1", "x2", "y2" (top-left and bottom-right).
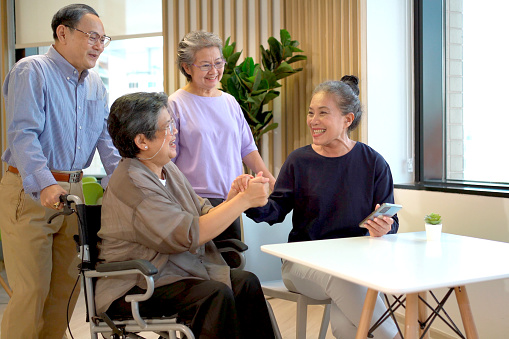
[{"x1": 8, "y1": 166, "x2": 83, "y2": 183}]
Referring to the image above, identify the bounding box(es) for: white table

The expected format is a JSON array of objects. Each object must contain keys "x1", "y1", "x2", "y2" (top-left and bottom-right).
[{"x1": 261, "y1": 232, "x2": 509, "y2": 339}]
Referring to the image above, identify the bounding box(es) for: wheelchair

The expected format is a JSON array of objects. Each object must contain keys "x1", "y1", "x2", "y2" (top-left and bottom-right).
[{"x1": 49, "y1": 194, "x2": 248, "y2": 339}]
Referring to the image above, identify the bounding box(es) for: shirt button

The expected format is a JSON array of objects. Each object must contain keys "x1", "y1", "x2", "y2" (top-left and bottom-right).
[
  {"x1": 79, "y1": 126, "x2": 82, "y2": 130},
  {"x1": 78, "y1": 106, "x2": 81, "y2": 109},
  {"x1": 66, "y1": 77, "x2": 70, "y2": 80},
  {"x1": 77, "y1": 146, "x2": 81, "y2": 150}
]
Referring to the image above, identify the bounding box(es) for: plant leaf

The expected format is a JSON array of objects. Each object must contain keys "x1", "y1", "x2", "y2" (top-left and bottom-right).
[
  {"x1": 268, "y1": 37, "x2": 283, "y2": 62},
  {"x1": 289, "y1": 45, "x2": 304, "y2": 53},
  {"x1": 223, "y1": 45, "x2": 234, "y2": 58},
  {"x1": 261, "y1": 122, "x2": 279, "y2": 134},
  {"x1": 280, "y1": 29, "x2": 291, "y2": 46},
  {"x1": 251, "y1": 68, "x2": 262, "y2": 91},
  {"x1": 262, "y1": 91, "x2": 279, "y2": 105},
  {"x1": 287, "y1": 55, "x2": 308, "y2": 64},
  {"x1": 218, "y1": 30, "x2": 306, "y2": 146},
  {"x1": 261, "y1": 110, "x2": 273, "y2": 123},
  {"x1": 227, "y1": 51, "x2": 242, "y2": 67}
]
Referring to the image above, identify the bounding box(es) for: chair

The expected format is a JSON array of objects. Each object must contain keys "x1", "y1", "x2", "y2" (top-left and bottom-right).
[
  {"x1": 48, "y1": 195, "x2": 251, "y2": 339},
  {"x1": 82, "y1": 182, "x2": 104, "y2": 205},
  {"x1": 82, "y1": 176, "x2": 98, "y2": 183},
  {"x1": 50, "y1": 195, "x2": 194, "y2": 339},
  {"x1": 262, "y1": 280, "x2": 331, "y2": 339},
  {"x1": 215, "y1": 239, "x2": 248, "y2": 270}
]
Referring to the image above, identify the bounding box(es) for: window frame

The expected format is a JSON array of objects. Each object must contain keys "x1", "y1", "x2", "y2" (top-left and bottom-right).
[{"x1": 399, "y1": 0, "x2": 509, "y2": 198}]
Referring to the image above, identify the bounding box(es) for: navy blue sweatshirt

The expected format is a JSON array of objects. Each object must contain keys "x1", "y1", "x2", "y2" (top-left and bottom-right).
[{"x1": 246, "y1": 143, "x2": 399, "y2": 242}]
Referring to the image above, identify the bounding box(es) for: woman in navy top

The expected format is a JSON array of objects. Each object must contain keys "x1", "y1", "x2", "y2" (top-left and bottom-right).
[{"x1": 242, "y1": 76, "x2": 401, "y2": 339}]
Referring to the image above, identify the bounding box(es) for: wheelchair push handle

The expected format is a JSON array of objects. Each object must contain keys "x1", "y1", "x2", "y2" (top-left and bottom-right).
[{"x1": 47, "y1": 194, "x2": 83, "y2": 223}]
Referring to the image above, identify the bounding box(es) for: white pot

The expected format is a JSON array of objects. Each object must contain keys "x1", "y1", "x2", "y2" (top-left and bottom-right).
[{"x1": 425, "y1": 223, "x2": 442, "y2": 241}]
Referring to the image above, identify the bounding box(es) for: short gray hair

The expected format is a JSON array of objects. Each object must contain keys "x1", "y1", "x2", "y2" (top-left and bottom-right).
[
  {"x1": 108, "y1": 92, "x2": 169, "y2": 158},
  {"x1": 177, "y1": 31, "x2": 224, "y2": 82},
  {"x1": 51, "y1": 4, "x2": 99, "y2": 40},
  {"x1": 312, "y1": 76, "x2": 362, "y2": 133}
]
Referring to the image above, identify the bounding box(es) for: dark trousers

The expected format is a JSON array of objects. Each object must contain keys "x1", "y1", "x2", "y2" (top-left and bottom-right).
[
  {"x1": 106, "y1": 270, "x2": 275, "y2": 339},
  {"x1": 208, "y1": 198, "x2": 242, "y2": 241}
]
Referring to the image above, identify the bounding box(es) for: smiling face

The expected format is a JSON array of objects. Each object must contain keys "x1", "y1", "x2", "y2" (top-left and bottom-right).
[
  {"x1": 136, "y1": 107, "x2": 178, "y2": 177},
  {"x1": 55, "y1": 13, "x2": 105, "y2": 73},
  {"x1": 307, "y1": 91, "x2": 353, "y2": 149},
  {"x1": 183, "y1": 46, "x2": 224, "y2": 96},
  {"x1": 148, "y1": 107, "x2": 178, "y2": 164}
]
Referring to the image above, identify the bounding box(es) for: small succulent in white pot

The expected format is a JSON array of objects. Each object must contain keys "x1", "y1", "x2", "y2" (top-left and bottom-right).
[
  {"x1": 424, "y1": 213, "x2": 442, "y2": 225},
  {"x1": 424, "y1": 213, "x2": 442, "y2": 241}
]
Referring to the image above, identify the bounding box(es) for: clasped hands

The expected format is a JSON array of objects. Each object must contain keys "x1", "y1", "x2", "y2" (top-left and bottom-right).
[{"x1": 227, "y1": 172, "x2": 269, "y2": 207}]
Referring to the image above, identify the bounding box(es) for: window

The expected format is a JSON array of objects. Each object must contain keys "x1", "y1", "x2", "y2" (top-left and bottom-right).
[
  {"x1": 11, "y1": 0, "x2": 164, "y2": 178},
  {"x1": 84, "y1": 36, "x2": 164, "y2": 177},
  {"x1": 32, "y1": 38, "x2": 164, "y2": 177},
  {"x1": 415, "y1": 0, "x2": 509, "y2": 194}
]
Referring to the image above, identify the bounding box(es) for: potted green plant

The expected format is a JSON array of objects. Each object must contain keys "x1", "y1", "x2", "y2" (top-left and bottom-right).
[
  {"x1": 220, "y1": 29, "x2": 307, "y2": 144},
  {"x1": 424, "y1": 213, "x2": 442, "y2": 241}
]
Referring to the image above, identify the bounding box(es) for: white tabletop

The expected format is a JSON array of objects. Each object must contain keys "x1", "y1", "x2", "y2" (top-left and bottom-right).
[{"x1": 261, "y1": 232, "x2": 509, "y2": 294}]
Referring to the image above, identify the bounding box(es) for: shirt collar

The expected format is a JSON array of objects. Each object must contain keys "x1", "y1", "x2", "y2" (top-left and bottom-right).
[{"x1": 47, "y1": 45, "x2": 90, "y2": 82}]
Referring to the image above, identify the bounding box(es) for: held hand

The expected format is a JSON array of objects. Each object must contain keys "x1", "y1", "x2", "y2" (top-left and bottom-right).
[
  {"x1": 269, "y1": 176, "x2": 276, "y2": 193},
  {"x1": 226, "y1": 174, "x2": 254, "y2": 202},
  {"x1": 40, "y1": 184, "x2": 68, "y2": 210},
  {"x1": 365, "y1": 204, "x2": 394, "y2": 237},
  {"x1": 241, "y1": 171, "x2": 269, "y2": 207},
  {"x1": 232, "y1": 174, "x2": 254, "y2": 193}
]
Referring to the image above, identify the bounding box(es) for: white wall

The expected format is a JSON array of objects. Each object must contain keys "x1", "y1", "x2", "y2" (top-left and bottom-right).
[
  {"x1": 366, "y1": 0, "x2": 414, "y2": 185},
  {"x1": 366, "y1": 1, "x2": 509, "y2": 337},
  {"x1": 242, "y1": 212, "x2": 293, "y2": 282}
]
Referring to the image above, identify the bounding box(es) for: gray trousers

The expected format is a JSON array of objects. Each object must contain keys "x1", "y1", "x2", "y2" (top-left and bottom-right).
[{"x1": 282, "y1": 260, "x2": 398, "y2": 339}]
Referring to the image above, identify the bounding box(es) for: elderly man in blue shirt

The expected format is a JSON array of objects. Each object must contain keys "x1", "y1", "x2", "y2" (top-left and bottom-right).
[{"x1": 0, "y1": 4, "x2": 120, "y2": 338}]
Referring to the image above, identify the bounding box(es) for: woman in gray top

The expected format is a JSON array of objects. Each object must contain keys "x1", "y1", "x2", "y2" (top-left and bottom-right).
[{"x1": 95, "y1": 92, "x2": 275, "y2": 338}]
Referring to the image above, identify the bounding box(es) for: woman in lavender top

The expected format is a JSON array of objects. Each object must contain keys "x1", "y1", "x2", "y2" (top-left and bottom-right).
[{"x1": 169, "y1": 31, "x2": 276, "y2": 242}]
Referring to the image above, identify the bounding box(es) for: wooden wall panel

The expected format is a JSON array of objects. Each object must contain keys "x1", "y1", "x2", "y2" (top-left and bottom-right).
[
  {"x1": 163, "y1": 0, "x2": 280, "y2": 172},
  {"x1": 162, "y1": 0, "x2": 362, "y2": 172},
  {"x1": 0, "y1": 0, "x2": 362, "y2": 179},
  {"x1": 280, "y1": 0, "x2": 363, "y2": 160},
  {"x1": 164, "y1": 0, "x2": 278, "y2": 93}
]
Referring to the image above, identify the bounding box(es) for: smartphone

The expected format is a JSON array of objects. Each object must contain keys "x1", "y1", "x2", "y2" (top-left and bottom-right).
[{"x1": 359, "y1": 203, "x2": 402, "y2": 227}]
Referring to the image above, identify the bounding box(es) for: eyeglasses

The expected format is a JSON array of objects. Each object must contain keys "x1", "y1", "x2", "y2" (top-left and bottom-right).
[
  {"x1": 65, "y1": 25, "x2": 111, "y2": 48},
  {"x1": 192, "y1": 60, "x2": 226, "y2": 72},
  {"x1": 161, "y1": 119, "x2": 177, "y2": 136},
  {"x1": 143, "y1": 118, "x2": 176, "y2": 136}
]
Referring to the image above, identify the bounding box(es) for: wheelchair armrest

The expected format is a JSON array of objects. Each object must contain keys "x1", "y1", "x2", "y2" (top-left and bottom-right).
[
  {"x1": 86, "y1": 259, "x2": 158, "y2": 329},
  {"x1": 215, "y1": 239, "x2": 247, "y2": 270},
  {"x1": 214, "y1": 239, "x2": 248, "y2": 252},
  {"x1": 96, "y1": 259, "x2": 158, "y2": 276}
]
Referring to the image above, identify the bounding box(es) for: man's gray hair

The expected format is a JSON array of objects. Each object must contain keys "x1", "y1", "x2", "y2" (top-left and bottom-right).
[{"x1": 51, "y1": 4, "x2": 99, "y2": 40}]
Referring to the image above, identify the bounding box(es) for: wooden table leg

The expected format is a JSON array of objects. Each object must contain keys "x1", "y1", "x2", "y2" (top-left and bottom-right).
[
  {"x1": 418, "y1": 291, "x2": 429, "y2": 339},
  {"x1": 405, "y1": 293, "x2": 419, "y2": 339},
  {"x1": 355, "y1": 288, "x2": 378, "y2": 339},
  {"x1": 454, "y1": 286, "x2": 479, "y2": 339}
]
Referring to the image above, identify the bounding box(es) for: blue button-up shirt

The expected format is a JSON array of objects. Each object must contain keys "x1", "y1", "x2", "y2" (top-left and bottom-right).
[{"x1": 2, "y1": 45, "x2": 120, "y2": 199}]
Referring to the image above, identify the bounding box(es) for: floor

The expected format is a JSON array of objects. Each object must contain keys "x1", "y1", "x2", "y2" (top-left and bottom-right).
[{"x1": 0, "y1": 268, "x2": 334, "y2": 339}]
